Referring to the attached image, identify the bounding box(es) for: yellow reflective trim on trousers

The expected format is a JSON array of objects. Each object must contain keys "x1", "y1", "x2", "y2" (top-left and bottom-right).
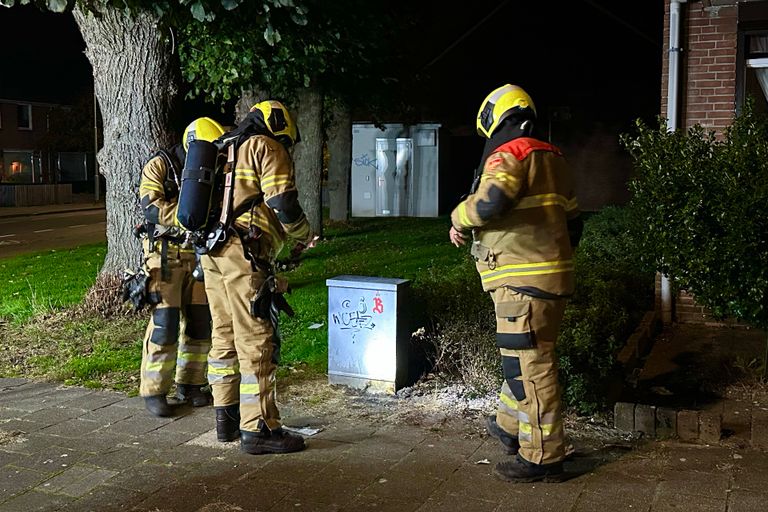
[
  {"x1": 500, "y1": 392, "x2": 520, "y2": 411},
  {"x1": 208, "y1": 366, "x2": 238, "y2": 376},
  {"x1": 518, "y1": 422, "x2": 557, "y2": 438},
  {"x1": 515, "y1": 193, "x2": 568, "y2": 210},
  {"x1": 146, "y1": 360, "x2": 175, "y2": 373},
  {"x1": 566, "y1": 198, "x2": 579, "y2": 212},
  {"x1": 458, "y1": 203, "x2": 471, "y2": 227},
  {"x1": 240, "y1": 383, "x2": 260, "y2": 395},
  {"x1": 481, "y1": 260, "x2": 574, "y2": 284},
  {"x1": 179, "y1": 353, "x2": 208, "y2": 363}
]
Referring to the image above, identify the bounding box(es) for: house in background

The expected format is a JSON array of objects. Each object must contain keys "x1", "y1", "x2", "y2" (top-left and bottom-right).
[
  {"x1": 0, "y1": 97, "x2": 95, "y2": 206},
  {"x1": 661, "y1": 0, "x2": 768, "y2": 324}
]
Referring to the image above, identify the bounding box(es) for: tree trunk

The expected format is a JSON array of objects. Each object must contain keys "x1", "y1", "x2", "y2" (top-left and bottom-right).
[
  {"x1": 291, "y1": 86, "x2": 324, "y2": 235},
  {"x1": 73, "y1": 5, "x2": 176, "y2": 274},
  {"x1": 234, "y1": 87, "x2": 269, "y2": 124},
  {"x1": 326, "y1": 100, "x2": 352, "y2": 222}
]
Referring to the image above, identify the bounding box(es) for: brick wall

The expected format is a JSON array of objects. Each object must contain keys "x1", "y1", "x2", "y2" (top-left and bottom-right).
[{"x1": 662, "y1": 0, "x2": 738, "y2": 134}]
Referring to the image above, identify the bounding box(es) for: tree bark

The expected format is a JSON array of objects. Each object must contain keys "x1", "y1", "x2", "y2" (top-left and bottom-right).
[
  {"x1": 234, "y1": 87, "x2": 268, "y2": 124},
  {"x1": 326, "y1": 101, "x2": 352, "y2": 221},
  {"x1": 73, "y1": 5, "x2": 176, "y2": 274},
  {"x1": 291, "y1": 86, "x2": 324, "y2": 235}
]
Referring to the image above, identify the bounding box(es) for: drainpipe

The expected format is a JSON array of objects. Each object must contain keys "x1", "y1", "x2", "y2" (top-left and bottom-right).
[{"x1": 661, "y1": 0, "x2": 686, "y2": 325}]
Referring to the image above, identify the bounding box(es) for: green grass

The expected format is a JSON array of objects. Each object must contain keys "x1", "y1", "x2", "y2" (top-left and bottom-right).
[{"x1": 0, "y1": 243, "x2": 105, "y2": 323}]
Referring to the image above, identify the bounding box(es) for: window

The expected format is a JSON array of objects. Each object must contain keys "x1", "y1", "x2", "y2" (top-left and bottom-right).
[
  {"x1": 17, "y1": 103, "x2": 32, "y2": 130},
  {"x1": 1, "y1": 151, "x2": 34, "y2": 183}
]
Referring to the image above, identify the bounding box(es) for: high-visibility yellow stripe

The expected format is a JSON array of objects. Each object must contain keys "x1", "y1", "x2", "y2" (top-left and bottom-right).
[
  {"x1": 240, "y1": 383, "x2": 260, "y2": 395},
  {"x1": 481, "y1": 260, "x2": 574, "y2": 284},
  {"x1": 145, "y1": 360, "x2": 175, "y2": 373},
  {"x1": 520, "y1": 422, "x2": 532, "y2": 434},
  {"x1": 515, "y1": 193, "x2": 569, "y2": 210},
  {"x1": 179, "y1": 353, "x2": 208, "y2": 363},
  {"x1": 262, "y1": 178, "x2": 292, "y2": 190},
  {"x1": 261, "y1": 175, "x2": 290, "y2": 186},
  {"x1": 142, "y1": 176, "x2": 163, "y2": 186},
  {"x1": 458, "y1": 202, "x2": 471, "y2": 227},
  {"x1": 481, "y1": 172, "x2": 520, "y2": 195},
  {"x1": 500, "y1": 392, "x2": 520, "y2": 411},
  {"x1": 235, "y1": 168, "x2": 256, "y2": 175},
  {"x1": 208, "y1": 366, "x2": 238, "y2": 376},
  {"x1": 566, "y1": 198, "x2": 579, "y2": 212},
  {"x1": 140, "y1": 183, "x2": 164, "y2": 193}
]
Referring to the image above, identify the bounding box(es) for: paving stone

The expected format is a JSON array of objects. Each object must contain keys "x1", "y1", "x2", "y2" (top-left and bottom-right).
[
  {"x1": 662, "y1": 444, "x2": 734, "y2": 473},
  {"x1": 110, "y1": 397, "x2": 147, "y2": 410},
  {"x1": 284, "y1": 472, "x2": 370, "y2": 506},
  {"x1": 0, "y1": 450, "x2": 24, "y2": 468},
  {"x1": 0, "y1": 382, "x2": 58, "y2": 402},
  {"x1": 0, "y1": 378, "x2": 29, "y2": 390},
  {"x1": 59, "y1": 391, "x2": 124, "y2": 411},
  {"x1": 572, "y1": 489, "x2": 651, "y2": 512},
  {"x1": 215, "y1": 477, "x2": 297, "y2": 511},
  {"x1": 433, "y1": 463, "x2": 510, "y2": 503},
  {"x1": 751, "y1": 408, "x2": 768, "y2": 450},
  {"x1": 677, "y1": 410, "x2": 700, "y2": 442},
  {"x1": 76, "y1": 406, "x2": 134, "y2": 426},
  {"x1": 0, "y1": 418, "x2": 48, "y2": 434},
  {"x1": 731, "y1": 465, "x2": 768, "y2": 492},
  {"x1": 35, "y1": 463, "x2": 118, "y2": 497},
  {"x1": 0, "y1": 465, "x2": 50, "y2": 498},
  {"x1": 7, "y1": 387, "x2": 93, "y2": 413},
  {"x1": 0, "y1": 408, "x2": 26, "y2": 421},
  {"x1": 359, "y1": 469, "x2": 442, "y2": 502},
  {"x1": 614, "y1": 402, "x2": 636, "y2": 431},
  {"x1": 0, "y1": 490, "x2": 74, "y2": 512},
  {"x1": 51, "y1": 432, "x2": 132, "y2": 455},
  {"x1": 635, "y1": 404, "x2": 657, "y2": 437},
  {"x1": 656, "y1": 407, "x2": 677, "y2": 439},
  {"x1": 66, "y1": 485, "x2": 147, "y2": 512},
  {"x1": 699, "y1": 411, "x2": 723, "y2": 445},
  {"x1": 313, "y1": 423, "x2": 377, "y2": 443},
  {"x1": 722, "y1": 400, "x2": 752, "y2": 441},
  {"x1": 268, "y1": 498, "x2": 342, "y2": 512},
  {"x1": 656, "y1": 470, "x2": 729, "y2": 500},
  {"x1": 390, "y1": 449, "x2": 462, "y2": 479},
  {"x1": 103, "y1": 462, "x2": 187, "y2": 494},
  {"x1": 503, "y1": 485, "x2": 583, "y2": 512},
  {"x1": 128, "y1": 428, "x2": 198, "y2": 451},
  {"x1": 418, "y1": 493, "x2": 499, "y2": 512},
  {"x1": 22, "y1": 407, "x2": 89, "y2": 427},
  {"x1": 103, "y1": 415, "x2": 174, "y2": 436},
  {"x1": 344, "y1": 495, "x2": 422, "y2": 512},
  {"x1": 727, "y1": 489, "x2": 768, "y2": 512},
  {"x1": 650, "y1": 489, "x2": 726, "y2": 511},
  {"x1": 82, "y1": 446, "x2": 156, "y2": 471},
  {"x1": 259, "y1": 456, "x2": 336, "y2": 484},
  {"x1": 154, "y1": 411, "x2": 214, "y2": 435},
  {"x1": 0, "y1": 432, "x2": 56, "y2": 455},
  {"x1": 38, "y1": 418, "x2": 102, "y2": 438},
  {"x1": 582, "y1": 469, "x2": 657, "y2": 497},
  {"x1": 11, "y1": 445, "x2": 88, "y2": 474}
]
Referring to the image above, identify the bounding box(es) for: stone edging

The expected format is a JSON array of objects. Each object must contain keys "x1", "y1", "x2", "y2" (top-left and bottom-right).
[{"x1": 614, "y1": 402, "x2": 724, "y2": 444}]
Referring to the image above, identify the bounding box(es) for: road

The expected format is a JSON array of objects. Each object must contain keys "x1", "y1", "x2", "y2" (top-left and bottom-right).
[{"x1": 0, "y1": 209, "x2": 106, "y2": 258}]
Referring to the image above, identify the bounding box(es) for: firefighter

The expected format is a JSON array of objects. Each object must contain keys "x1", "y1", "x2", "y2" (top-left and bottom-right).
[
  {"x1": 137, "y1": 117, "x2": 224, "y2": 417},
  {"x1": 449, "y1": 84, "x2": 582, "y2": 483},
  {"x1": 200, "y1": 100, "x2": 316, "y2": 453}
]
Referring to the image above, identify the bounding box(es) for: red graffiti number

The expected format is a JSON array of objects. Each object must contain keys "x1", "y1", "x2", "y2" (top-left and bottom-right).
[{"x1": 373, "y1": 297, "x2": 384, "y2": 314}]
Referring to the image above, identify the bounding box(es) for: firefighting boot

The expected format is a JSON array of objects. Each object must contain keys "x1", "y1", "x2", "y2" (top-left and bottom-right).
[
  {"x1": 176, "y1": 384, "x2": 212, "y2": 407},
  {"x1": 485, "y1": 415, "x2": 520, "y2": 455},
  {"x1": 215, "y1": 405, "x2": 241, "y2": 442},
  {"x1": 144, "y1": 395, "x2": 173, "y2": 418},
  {"x1": 240, "y1": 423, "x2": 306, "y2": 455},
  {"x1": 494, "y1": 454, "x2": 566, "y2": 483}
]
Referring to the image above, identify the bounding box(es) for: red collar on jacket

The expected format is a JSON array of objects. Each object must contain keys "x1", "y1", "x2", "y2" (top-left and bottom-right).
[{"x1": 493, "y1": 137, "x2": 562, "y2": 161}]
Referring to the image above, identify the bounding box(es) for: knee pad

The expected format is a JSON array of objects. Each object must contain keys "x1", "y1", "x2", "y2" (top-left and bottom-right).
[
  {"x1": 502, "y1": 355, "x2": 526, "y2": 401},
  {"x1": 150, "y1": 307, "x2": 180, "y2": 345},
  {"x1": 184, "y1": 304, "x2": 212, "y2": 339}
]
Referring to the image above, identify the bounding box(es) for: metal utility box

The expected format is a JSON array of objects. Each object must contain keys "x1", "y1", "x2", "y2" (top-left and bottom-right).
[
  {"x1": 351, "y1": 123, "x2": 441, "y2": 218},
  {"x1": 326, "y1": 275, "x2": 413, "y2": 393}
]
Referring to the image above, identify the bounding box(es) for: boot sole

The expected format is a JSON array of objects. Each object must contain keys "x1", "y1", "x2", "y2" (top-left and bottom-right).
[
  {"x1": 217, "y1": 431, "x2": 240, "y2": 443},
  {"x1": 493, "y1": 470, "x2": 567, "y2": 484},
  {"x1": 240, "y1": 444, "x2": 306, "y2": 455}
]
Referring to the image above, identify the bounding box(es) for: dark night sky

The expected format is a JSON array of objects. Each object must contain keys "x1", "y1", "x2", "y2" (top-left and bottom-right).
[{"x1": 0, "y1": 1, "x2": 664, "y2": 135}]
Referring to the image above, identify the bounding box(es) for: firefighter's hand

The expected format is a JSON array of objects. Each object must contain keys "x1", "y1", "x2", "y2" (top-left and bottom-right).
[{"x1": 449, "y1": 226, "x2": 468, "y2": 247}]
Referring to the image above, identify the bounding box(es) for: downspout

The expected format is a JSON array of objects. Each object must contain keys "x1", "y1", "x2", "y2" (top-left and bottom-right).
[{"x1": 662, "y1": 0, "x2": 686, "y2": 325}]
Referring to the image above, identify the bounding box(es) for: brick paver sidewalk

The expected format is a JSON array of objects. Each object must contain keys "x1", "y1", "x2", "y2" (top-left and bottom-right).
[{"x1": 2, "y1": 377, "x2": 768, "y2": 511}]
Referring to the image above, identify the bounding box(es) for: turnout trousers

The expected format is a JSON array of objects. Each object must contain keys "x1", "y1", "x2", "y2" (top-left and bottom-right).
[
  {"x1": 139, "y1": 246, "x2": 212, "y2": 397},
  {"x1": 491, "y1": 286, "x2": 567, "y2": 465},
  {"x1": 201, "y1": 236, "x2": 282, "y2": 432}
]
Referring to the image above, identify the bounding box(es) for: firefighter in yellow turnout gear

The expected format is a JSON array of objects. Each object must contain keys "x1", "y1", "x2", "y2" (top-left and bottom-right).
[
  {"x1": 138, "y1": 118, "x2": 224, "y2": 417},
  {"x1": 200, "y1": 101, "x2": 315, "y2": 454},
  {"x1": 449, "y1": 84, "x2": 582, "y2": 483}
]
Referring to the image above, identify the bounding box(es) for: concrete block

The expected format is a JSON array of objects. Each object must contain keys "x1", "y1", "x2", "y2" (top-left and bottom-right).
[
  {"x1": 634, "y1": 404, "x2": 656, "y2": 437},
  {"x1": 614, "y1": 402, "x2": 635, "y2": 432},
  {"x1": 656, "y1": 407, "x2": 678, "y2": 439},
  {"x1": 699, "y1": 411, "x2": 722, "y2": 444},
  {"x1": 677, "y1": 410, "x2": 700, "y2": 442},
  {"x1": 751, "y1": 408, "x2": 768, "y2": 450}
]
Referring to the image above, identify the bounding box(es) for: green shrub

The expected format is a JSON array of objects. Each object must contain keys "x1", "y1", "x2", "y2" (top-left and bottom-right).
[{"x1": 621, "y1": 102, "x2": 768, "y2": 329}]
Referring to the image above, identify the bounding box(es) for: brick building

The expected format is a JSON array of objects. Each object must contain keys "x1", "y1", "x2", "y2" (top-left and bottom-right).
[{"x1": 661, "y1": 0, "x2": 767, "y2": 324}]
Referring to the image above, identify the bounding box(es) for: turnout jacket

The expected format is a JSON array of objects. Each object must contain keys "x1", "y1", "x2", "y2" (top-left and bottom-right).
[
  {"x1": 230, "y1": 134, "x2": 311, "y2": 259},
  {"x1": 450, "y1": 137, "x2": 580, "y2": 295},
  {"x1": 139, "y1": 152, "x2": 193, "y2": 252}
]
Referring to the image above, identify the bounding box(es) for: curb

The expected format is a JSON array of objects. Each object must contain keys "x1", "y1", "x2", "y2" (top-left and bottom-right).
[
  {"x1": 0, "y1": 205, "x2": 105, "y2": 219},
  {"x1": 614, "y1": 402, "x2": 724, "y2": 444}
]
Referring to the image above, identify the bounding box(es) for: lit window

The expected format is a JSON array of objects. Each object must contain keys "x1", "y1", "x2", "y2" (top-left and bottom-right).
[{"x1": 17, "y1": 104, "x2": 32, "y2": 130}]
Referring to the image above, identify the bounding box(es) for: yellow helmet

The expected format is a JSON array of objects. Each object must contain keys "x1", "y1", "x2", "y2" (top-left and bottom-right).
[
  {"x1": 476, "y1": 84, "x2": 537, "y2": 138},
  {"x1": 183, "y1": 117, "x2": 225, "y2": 150},
  {"x1": 249, "y1": 100, "x2": 299, "y2": 147}
]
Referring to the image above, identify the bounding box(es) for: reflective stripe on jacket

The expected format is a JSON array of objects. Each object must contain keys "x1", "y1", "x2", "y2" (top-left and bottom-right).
[{"x1": 450, "y1": 137, "x2": 580, "y2": 295}]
